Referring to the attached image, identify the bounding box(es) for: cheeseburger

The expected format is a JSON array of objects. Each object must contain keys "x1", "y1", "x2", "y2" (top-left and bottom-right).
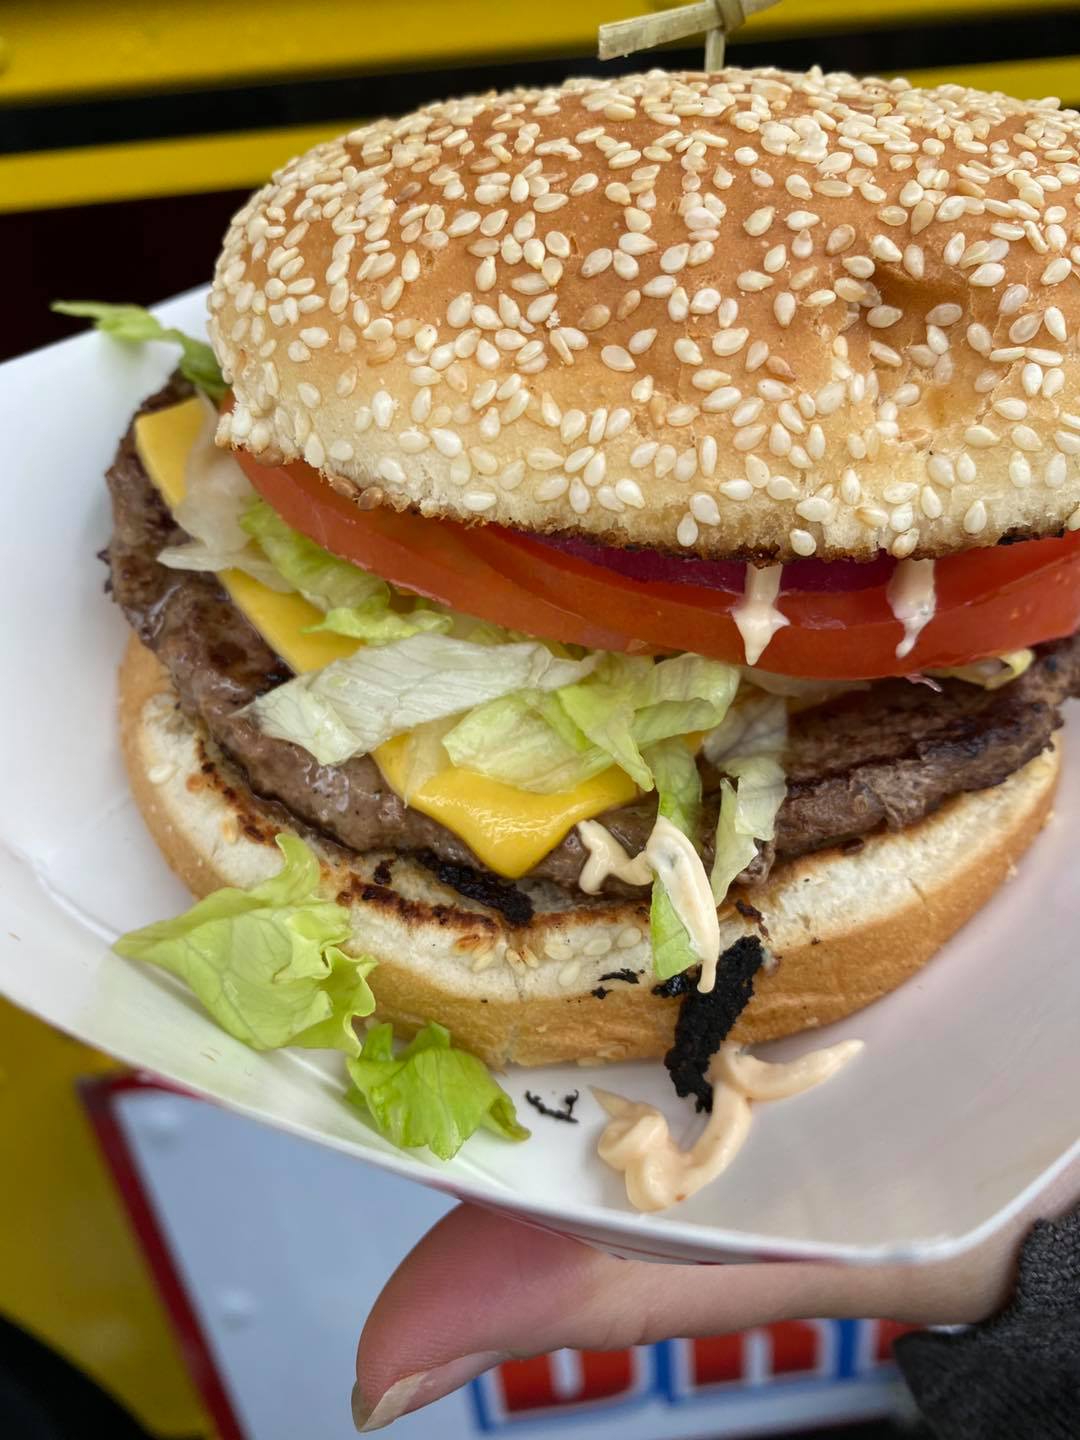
[{"x1": 88, "y1": 68, "x2": 1080, "y2": 1164}]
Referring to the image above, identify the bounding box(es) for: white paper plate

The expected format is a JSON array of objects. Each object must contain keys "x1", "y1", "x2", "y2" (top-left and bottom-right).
[{"x1": 2, "y1": 289, "x2": 1078, "y2": 1266}]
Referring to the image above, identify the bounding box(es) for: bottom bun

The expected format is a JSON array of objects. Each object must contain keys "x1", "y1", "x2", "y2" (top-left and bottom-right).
[{"x1": 119, "y1": 636, "x2": 1060, "y2": 1068}]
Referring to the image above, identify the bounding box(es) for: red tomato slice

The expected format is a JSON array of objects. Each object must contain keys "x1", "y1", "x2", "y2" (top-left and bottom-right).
[
  {"x1": 233, "y1": 450, "x2": 653, "y2": 654},
  {"x1": 233, "y1": 448, "x2": 1080, "y2": 679},
  {"x1": 498, "y1": 528, "x2": 1080, "y2": 678}
]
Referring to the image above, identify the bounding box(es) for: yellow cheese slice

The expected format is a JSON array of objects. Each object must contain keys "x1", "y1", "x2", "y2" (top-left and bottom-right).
[
  {"x1": 133, "y1": 397, "x2": 638, "y2": 878},
  {"x1": 134, "y1": 400, "x2": 361, "y2": 673},
  {"x1": 375, "y1": 735, "x2": 637, "y2": 879}
]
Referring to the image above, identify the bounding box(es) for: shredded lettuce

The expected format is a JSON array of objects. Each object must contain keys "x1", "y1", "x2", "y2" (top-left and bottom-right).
[
  {"x1": 705, "y1": 692, "x2": 788, "y2": 905},
  {"x1": 930, "y1": 649, "x2": 1034, "y2": 690},
  {"x1": 246, "y1": 634, "x2": 597, "y2": 766},
  {"x1": 347, "y1": 1022, "x2": 529, "y2": 1160},
  {"x1": 740, "y1": 668, "x2": 868, "y2": 708},
  {"x1": 240, "y1": 499, "x2": 452, "y2": 644},
  {"x1": 557, "y1": 655, "x2": 655, "y2": 789},
  {"x1": 442, "y1": 654, "x2": 740, "y2": 797},
  {"x1": 558, "y1": 653, "x2": 740, "y2": 792},
  {"x1": 241, "y1": 499, "x2": 386, "y2": 611},
  {"x1": 646, "y1": 739, "x2": 707, "y2": 982},
  {"x1": 396, "y1": 717, "x2": 458, "y2": 799},
  {"x1": 154, "y1": 397, "x2": 291, "y2": 590},
  {"x1": 704, "y1": 692, "x2": 789, "y2": 764},
  {"x1": 443, "y1": 693, "x2": 612, "y2": 794},
  {"x1": 710, "y1": 779, "x2": 761, "y2": 905},
  {"x1": 52, "y1": 300, "x2": 226, "y2": 401},
  {"x1": 710, "y1": 755, "x2": 787, "y2": 902},
  {"x1": 114, "y1": 835, "x2": 376, "y2": 1053}
]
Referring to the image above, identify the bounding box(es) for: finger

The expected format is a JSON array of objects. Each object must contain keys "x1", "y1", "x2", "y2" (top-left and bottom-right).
[
  {"x1": 354, "y1": 1202, "x2": 912, "y2": 1431},
  {"x1": 354, "y1": 1154, "x2": 1080, "y2": 1432}
]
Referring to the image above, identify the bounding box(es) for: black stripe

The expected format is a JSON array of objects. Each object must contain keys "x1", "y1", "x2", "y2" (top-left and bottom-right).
[{"x1": 1, "y1": 10, "x2": 1075, "y2": 158}]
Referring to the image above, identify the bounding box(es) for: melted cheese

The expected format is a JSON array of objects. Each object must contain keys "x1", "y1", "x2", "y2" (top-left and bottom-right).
[
  {"x1": 134, "y1": 400, "x2": 361, "y2": 673},
  {"x1": 134, "y1": 396, "x2": 638, "y2": 879},
  {"x1": 376, "y1": 735, "x2": 636, "y2": 878}
]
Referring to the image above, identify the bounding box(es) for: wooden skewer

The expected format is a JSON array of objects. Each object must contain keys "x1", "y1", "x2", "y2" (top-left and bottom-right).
[{"x1": 598, "y1": 0, "x2": 784, "y2": 71}]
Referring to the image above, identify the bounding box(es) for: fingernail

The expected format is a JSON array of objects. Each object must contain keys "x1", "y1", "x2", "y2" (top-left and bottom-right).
[{"x1": 353, "y1": 1351, "x2": 506, "y2": 1431}]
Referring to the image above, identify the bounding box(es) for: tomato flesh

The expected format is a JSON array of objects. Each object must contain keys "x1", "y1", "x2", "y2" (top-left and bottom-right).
[{"x1": 233, "y1": 448, "x2": 1080, "y2": 679}]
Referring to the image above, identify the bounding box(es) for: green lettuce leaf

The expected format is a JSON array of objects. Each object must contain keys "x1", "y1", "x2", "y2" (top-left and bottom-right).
[
  {"x1": 706, "y1": 693, "x2": 788, "y2": 906},
  {"x1": 52, "y1": 301, "x2": 226, "y2": 401},
  {"x1": 631, "y1": 654, "x2": 741, "y2": 750},
  {"x1": 114, "y1": 835, "x2": 375, "y2": 1053},
  {"x1": 442, "y1": 654, "x2": 741, "y2": 798},
  {"x1": 155, "y1": 398, "x2": 291, "y2": 591},
  {"x1": 557, "y1": 654, "x2": 741, "y2": 792},
  {"x1": 704, "y1": 692, "x2": 789, "y2": 763},
  {"x1": 246, "y1": 634, "x2": 596, "y2": 766},
  {"x1": 241, "y1": 499, "x2": 452, "y2": 644},
  {"x1": 710, "y1": 778, "x2": 761, "y2": 906},
  {"x1": 242, "y1": 499, "x2": 387, "y2": 611},
  {"x1": 646, "y1": 739, "x2": 707, "y2": 982},
  {"x1": 347, "y1": 1023, "x2": 530, "y2": 1160},
  {"x1": 710, "y1": 757, "x2": 787, "y2": 902},
  {"x1": 442, "y1": 693, "x2": 612, "y2": 794},
  {"x1": 557, "y1": 655, "x2": 655, "y2": 789},
  {"x1": 313, "y1": 604, "x2": 451, "y2": 644}
]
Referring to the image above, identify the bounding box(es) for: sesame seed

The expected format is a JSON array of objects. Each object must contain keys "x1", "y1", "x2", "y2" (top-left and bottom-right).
[
  {"x1": 600, "y1": 345, "x2": 635, "y2": 373},
  {"x1": 1041, "y1": 256, "x2": 1072, "y2": 285},
  {"x1": 963, "y1": 500, "x2": 988, "y2": 534},
  {"x1": 868, "y1": 306, "x2": 903, "y2": 328},
  {"x1": 743, "y1": 207, "x2": 775, "y2": 236}
]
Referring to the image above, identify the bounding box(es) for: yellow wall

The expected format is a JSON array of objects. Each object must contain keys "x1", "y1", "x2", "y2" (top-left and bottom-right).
[{"x1": 0, "y1": 1000, "x2": 211, "y2": 1437}]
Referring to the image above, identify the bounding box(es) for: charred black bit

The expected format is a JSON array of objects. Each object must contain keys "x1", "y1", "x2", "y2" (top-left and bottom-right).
[
  {"x1": 524, "y1": 1090, "x2": 580, "y2": 1124},
  {"x1": 590, "y1": 985, "x2": 609, "y2": 999},
  {"x1": 414, "y1": 851, "x2": 534, "y2": 925},
  {"x1": 652, "y1": 969, "x2": 698, "y2": 998},
  {"x1": 840, "y1": 837, "x2": 866, "y2": 854},
  {"x1": 734, "y1": 898, "x2": 770, "y2": 939},
  {"x1": 372, "y1": 858, "x2": 394, "y2": 887},
  {"x1": 664, "y1": 937, "x2": 766, "y2": 1113},
  {"x1": 597, "y1": 968, "x2": 640, "y2": 985}
]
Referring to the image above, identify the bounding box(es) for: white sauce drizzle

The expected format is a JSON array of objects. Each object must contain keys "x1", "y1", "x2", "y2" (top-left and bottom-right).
[
  {"x1": 577, "y1": 820, "x2": 653, "y2": 894},
  {"x1": 887, "y1": 557, "x2": 937, "y2": 661},
  {"x1": 578, "y1": 817, "x2": 720, "y2": 973},
  {"x1": 732, "y1": 564, "x2": 789, "y2": 667},
  {"x1": 594, "y1": 1039, "x2": 864, "y2": 1212}
]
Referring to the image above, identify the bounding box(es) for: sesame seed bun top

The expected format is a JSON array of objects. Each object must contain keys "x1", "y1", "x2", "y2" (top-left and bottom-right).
[{"x1": 210, "y1": 67, "x2": 1080, "y2": 563}]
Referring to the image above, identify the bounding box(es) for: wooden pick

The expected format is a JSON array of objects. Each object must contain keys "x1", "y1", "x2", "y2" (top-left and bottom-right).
[{"x1": 598, "y1": 0, "x2": 784, "y2": 71}]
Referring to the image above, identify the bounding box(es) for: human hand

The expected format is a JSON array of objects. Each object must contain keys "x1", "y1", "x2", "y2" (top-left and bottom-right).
[{"x1": 353, "y1": 1155, "x2": 1080, "y2": 1430}]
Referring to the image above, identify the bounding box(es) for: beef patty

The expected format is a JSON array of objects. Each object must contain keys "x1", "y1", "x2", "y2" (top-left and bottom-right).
[{"x1": 107, "y1": 378, "x2": 1080, "y2": 897}]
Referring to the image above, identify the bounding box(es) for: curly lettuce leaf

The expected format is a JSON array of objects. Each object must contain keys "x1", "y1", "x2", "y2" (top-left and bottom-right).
[
  {"x1": 347, "y1": 1023, "x2": 529, "y2": 1160},
  {"x1": 52, "y1": 300, "x2": 226, "y2": 401},
  {"x1": 114, "y1": 835, "x2": 375, "y2": 1053}
]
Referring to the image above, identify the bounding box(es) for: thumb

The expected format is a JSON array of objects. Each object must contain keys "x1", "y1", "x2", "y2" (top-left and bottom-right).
[{"x1": 352, "y1": 1202, "x2": 941, "y2": 1431}]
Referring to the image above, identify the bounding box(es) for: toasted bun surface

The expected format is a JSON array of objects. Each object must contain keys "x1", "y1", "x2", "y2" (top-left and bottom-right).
[
  {"x1": 121, "y1": 637, "x2": 1058, "y2": 1066},
  {"x1": 211, "y1": 68, "x2": 1080, "y2": 563}
]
